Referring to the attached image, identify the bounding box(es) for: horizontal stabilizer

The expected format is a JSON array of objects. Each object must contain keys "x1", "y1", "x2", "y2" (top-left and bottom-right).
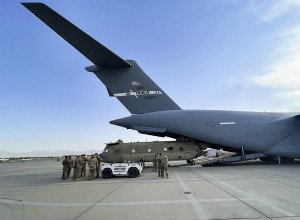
[
  {"x1": 87, "y1": 61, "x2": 181, "y2": 114},
  {"x1": 22, "y1": 3, "x2": 131, "y2": 68}
]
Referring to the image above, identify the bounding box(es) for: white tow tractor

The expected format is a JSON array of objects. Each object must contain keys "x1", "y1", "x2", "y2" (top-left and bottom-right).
[{"x1": 101, "y1": 162, "x2": 143, "y2": 179}]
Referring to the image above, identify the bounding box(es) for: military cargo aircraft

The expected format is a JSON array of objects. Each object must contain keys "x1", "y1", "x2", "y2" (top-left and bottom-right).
[
  {"x1": 23, "y1": 3, "x2": 300, "y2": 160},
  {"x1": 101, "y1": 140, "x2": 206, "y2": 163}
]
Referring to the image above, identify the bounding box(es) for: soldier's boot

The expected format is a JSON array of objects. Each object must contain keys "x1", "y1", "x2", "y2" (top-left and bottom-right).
[
  {"x1": 62, "y1": 173, "x2": 67, "y2": 180},
  {"x1": 166, "y1": 173, "x2": 168, "y2": 179}
]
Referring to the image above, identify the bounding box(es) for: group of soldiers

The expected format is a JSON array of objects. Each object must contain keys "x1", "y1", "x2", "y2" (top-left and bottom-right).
[
  {"x1": 61, "y1": 153, "x2": 102, "y2": 181},
  {"x1": 152, "y1": 153, "x2": 169, "y2": 178}
]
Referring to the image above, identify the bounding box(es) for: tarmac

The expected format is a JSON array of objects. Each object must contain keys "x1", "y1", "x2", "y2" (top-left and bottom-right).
[{"x1": 1, "y1": 159, "x2": 300, "y2": 220}]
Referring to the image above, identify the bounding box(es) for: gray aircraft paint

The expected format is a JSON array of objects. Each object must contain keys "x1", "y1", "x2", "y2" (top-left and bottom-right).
[
  {"x1": 85, "y1": 62, "x2": 180, "y2": 114},
  {"x1": 111, "y1": 111, "x2": 300, "y2": 158},
  {"x1": 23, "y1": 3, "x2": 300, "y2": 159}
]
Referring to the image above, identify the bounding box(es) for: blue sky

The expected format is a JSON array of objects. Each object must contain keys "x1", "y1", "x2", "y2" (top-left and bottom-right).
[{"x1": 1, "y1": 0, "x2": 300, "y2": 152}]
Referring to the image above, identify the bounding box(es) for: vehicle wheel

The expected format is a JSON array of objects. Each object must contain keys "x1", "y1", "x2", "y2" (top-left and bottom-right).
[
  {"x1": 128, "y1": 167, "x2": 139, "y2": 178},
  {"x1": 102, "y1": 168, "x2": 113, "y2": 179}
]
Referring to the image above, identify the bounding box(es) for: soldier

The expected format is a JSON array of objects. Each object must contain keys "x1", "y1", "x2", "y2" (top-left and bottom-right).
[
  {"x1": 95, "y1": 153, "x2": 102, "y2": 178},
  {"x1": 67, "y1": 155, "x2": 73, "y2": 178},
  {"x1": 75, "y1": 155, "x2": 84, "y2": 180},
  {"x1": 139, "y1": 157, "x2": 145, "y2": 169},
  {"x1": 160, "y1": 153, "x2": 169, "y2": 178},
  {"x1": 88, "y1": 154, "x2": 98, "y2": 180},
  {"x1": 81, "y1": 154, "x2": 88, "y2": 177},
  {"x1": 61, "y1": 156, "x2": 70, "y2": 180},
  {"x1": 72, "y1": 155, "x2": 79, "y2": 180},
  {"x1": 157, "y1": 153, "x2": 162, "y2": 177},
  {"x1": 152, "y1": 154, "x2": 158, "y2": 172}
]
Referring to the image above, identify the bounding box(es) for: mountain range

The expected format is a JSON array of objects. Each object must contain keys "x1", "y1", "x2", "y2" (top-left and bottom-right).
[{"x1": 0, "y1": 149, "x2": 104, "y2": 158}]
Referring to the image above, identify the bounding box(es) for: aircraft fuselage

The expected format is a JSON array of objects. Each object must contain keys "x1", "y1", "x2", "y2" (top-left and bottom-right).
[{"x1": 111, "y1": 110, "x2": 300, "y2": 159}]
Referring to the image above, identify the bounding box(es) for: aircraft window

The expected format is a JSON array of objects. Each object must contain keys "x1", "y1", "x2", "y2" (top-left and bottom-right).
[
  {"x1": 148, "y1": 149, "x2": 151, "y2": 152},
  {"x1": 179, "y1": 147, "x2": 183, "y2": 151},
  {"x1": 163, "y1": 148, "x2": 167, "y2": 152},
  {"x1": 169, "y1": 147, "x2": 173, "y2": 150},
  {"x1": 132, "y1": 149, "x2": 136, "y2": 153}
]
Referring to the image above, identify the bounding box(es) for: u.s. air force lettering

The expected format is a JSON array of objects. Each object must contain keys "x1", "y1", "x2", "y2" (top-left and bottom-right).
[
  {"x1": 136, "y1": 86, "x2": 144, "y2": 90},
  {"x1": 113, "y1": 91, "x2": 162, "y2": 98}
]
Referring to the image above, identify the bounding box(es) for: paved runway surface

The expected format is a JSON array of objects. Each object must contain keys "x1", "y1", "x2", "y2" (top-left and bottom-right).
[{"x1": 1, "y1": 159, "x2": 300, "y2": 220}]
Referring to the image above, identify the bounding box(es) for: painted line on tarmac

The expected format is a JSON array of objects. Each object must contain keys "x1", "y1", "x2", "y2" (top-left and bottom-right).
[
  {"x1": 196, "y1": 170, "x2": 296, "y2": 218},
  {"x1": 0, "y1": 197, "x2": 254, "y2": 207},
  {"x1": 173, "y1": 170, "x2": 208, "y2": 220}
]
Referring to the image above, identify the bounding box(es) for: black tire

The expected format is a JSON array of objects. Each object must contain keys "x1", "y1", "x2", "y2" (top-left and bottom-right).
[
  {"x1": 281, "y1": 157, "x2": 294, "y2": 163},
  {"x1": 260, "y1": 156, "x2": 276, "y2": 162},
  {"x1": 128, "y1": 167, "x2": 139, "y2": 178},
  {"x1": 102, "y1": 168, "x2": 113, "y2": 179},
  {"x1": 187, "y1": 159, "x2": 195, "y2": 165}
]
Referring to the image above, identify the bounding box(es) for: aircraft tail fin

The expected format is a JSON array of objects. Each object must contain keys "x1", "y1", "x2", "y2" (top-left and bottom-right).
[
  {"x1": 23, "y1": 3, "x2": 181, "y2": 114},
  {"x1": 22, "y1": 2, "x2": 131, "y2": 68},
  {"x1": 86, "y1": 61, "x2": 181, "y2": 114}
]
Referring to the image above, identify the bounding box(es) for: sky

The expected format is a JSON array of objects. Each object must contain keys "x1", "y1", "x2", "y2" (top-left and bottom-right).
[{"x1": 1, "y1": 0, "x2": 300, "y2": 153}]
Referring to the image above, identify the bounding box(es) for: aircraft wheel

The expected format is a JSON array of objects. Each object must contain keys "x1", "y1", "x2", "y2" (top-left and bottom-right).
[
  {"x1": 128, "y1": 167, "x2": 139, "y2": 178},
  {"x1": 187, "y1": 159, "x2": 195, "y2": 165},
  {"x1": 281, "y1": 157, "x2": 294, "y2": 163},
  {"x1": 260, "y1": 157, "x2": 275, "y2": 162},
  {"x1": 102, "y1": 168, "x2": 113, "y2": 179}
]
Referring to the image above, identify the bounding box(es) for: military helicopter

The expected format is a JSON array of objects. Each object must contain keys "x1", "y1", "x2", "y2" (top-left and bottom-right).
[{"x1": 100, "y1": 140, "x2": 207, "y2": 164}]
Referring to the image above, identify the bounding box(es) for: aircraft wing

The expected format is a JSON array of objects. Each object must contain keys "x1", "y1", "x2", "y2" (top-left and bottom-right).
[
  {"x1": 269, "y1": 113, "x2": 300, "y2": 124},
  {"x1": 22, "y1": 3, "x2": 131, "y2": 68}
]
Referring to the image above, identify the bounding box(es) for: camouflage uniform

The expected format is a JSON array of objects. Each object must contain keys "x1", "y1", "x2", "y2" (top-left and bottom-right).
[
  {"x1": 152, "y1": 154, "x2": 158, "y2": 172},
  {"x1": 62, "y1": 156, "x2": 70, "y2": 180},
  {"x1": 95, "y1": 153, "x2": 102, "y2": 178},
  {"x1": 88, "y1": 155, "x2": 98, "y2": 180},
  {"x1": 72, "y1": 156, "x2": 79, "y2": 180},
  {"x1": 67, "y1": 156, "x2": 73, "y2": 178},
  {"x1": 157, "y1": 153, "x2": 162, "y2": 177},
  {"x1": 76, "y1": 156, "x2": 84, "y2": 180},
  {"x1": 81, "y1": 155, "x2": 88, "y2": 177},
  {"x1": 160, "y1": 154, "x2": 169, "y2": 178}
]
